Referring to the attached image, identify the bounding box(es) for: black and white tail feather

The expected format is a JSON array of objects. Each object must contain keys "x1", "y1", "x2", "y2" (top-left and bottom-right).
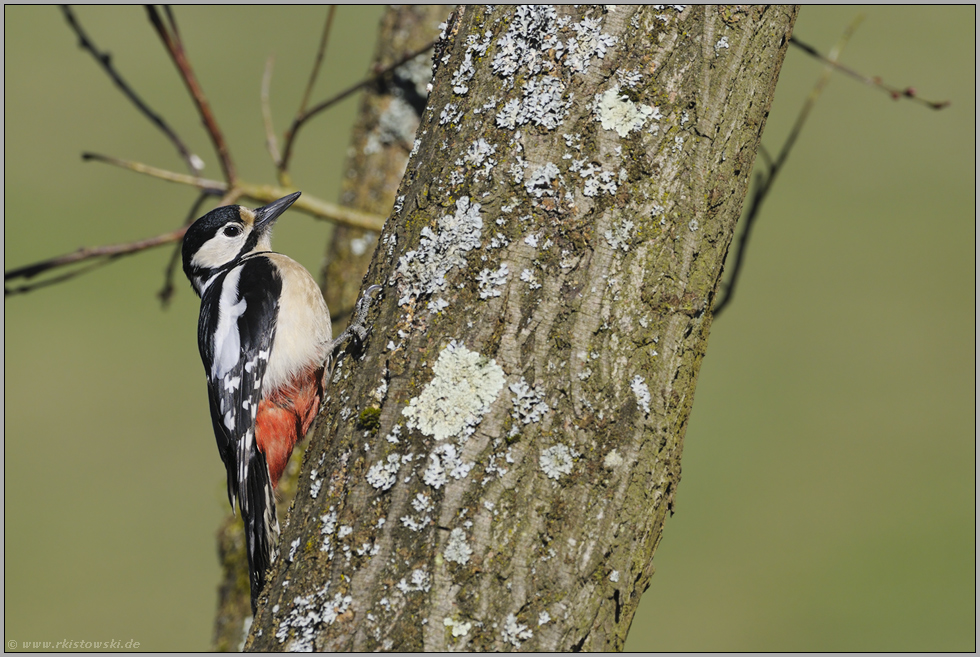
[{"x1": 243, "y1": 449, "x2": 279, "y2": 611}]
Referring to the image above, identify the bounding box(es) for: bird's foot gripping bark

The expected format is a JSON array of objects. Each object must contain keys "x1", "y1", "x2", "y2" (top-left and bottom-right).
[{"x1": 325, "y1": 284, "x2": 382, "y2": 380}]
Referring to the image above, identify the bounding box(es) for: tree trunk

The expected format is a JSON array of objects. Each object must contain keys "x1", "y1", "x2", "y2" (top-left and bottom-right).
[
  {"x1": 321, "y1": 6, "x2": 453, "y2": 330},
  {"x1": 248, "y1": 5, "x2": 797, "y2": 651},
  {"x1": 210, "y1": 7, "x2": 449, "y2": 650}
]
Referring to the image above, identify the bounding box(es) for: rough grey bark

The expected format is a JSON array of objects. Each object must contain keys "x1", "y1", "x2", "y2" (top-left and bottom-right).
[
  {"x1": 211, "y1": 446, "x2": 305, "y2": 650},
  {"x1": 211, "y1": 8, "x2": 449, "y2": 650},
  {"x1": 248, "y1": 5, "x2": 797, "y2": 651},
  {"x1": 321, "y1": 6, "x2": 452, "y2": 329}
]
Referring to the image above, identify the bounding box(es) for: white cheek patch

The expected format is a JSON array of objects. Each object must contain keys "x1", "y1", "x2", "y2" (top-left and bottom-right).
[{"x1": 192, "y1": 231, "x2": 247, "y2": 270}]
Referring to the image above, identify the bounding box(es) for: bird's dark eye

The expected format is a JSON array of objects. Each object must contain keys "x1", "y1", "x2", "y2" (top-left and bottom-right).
[{"x1": 223, "y1": 225, "x2": 242, "y2": 238}]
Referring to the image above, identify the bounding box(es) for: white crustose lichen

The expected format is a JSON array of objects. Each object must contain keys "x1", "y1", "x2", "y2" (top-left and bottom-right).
[
  {"x1": 604, "y1": 218, "x2": 636, "y2": 252},
  {"x1": 395, "y1": 197, "x2": 483, "y2": 306},
  {"x1": 501, "y1": 613, "x2": 533, "y2": 648},
  {"x1": 444, "y1": 528, "x2": 473, "y2": 565},
  {"x1": 509, "y1": 379, "x2": 549, "y2": 432},
  {"x1": 422, "y1": 443, "x2": 473, "y2": 490},
  {"x1": 476, "y1": 263, "x2": 510, "y2": 299},
  {"x1": 366, "y1": 454, "x2": 401, "y2": 491},
  {"x1": 444, "y1": 616, "x2": 473, "y2": 638},
  {"x1": 631, "y1": 375, "x2": 651, "y2": 416},
  {"x1": 540, "y1": 444, "x2": 576, "y2": 480}
]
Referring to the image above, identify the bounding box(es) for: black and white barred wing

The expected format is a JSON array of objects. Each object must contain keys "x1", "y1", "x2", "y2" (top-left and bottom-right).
[{"x1": 198, "y1": 258, "x2": 282, "y2": 607}]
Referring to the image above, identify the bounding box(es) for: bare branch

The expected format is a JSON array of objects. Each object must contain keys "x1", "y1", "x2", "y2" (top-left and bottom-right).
[
  {"x1": 5, "y1": 189, "x2": 243, "y2": 298},
  {"x1": 157, "y1": 191, "x2": 211, "y2": 307},
  {"x1": 715, "y1": 18, "x2": 861, "y2": 317},
  {"x1": 3, "y1": 174, "x2": 382, "y2": 297},
  {"x1": 790, "y1": 35, "x2": 950, "y2": 110},
  {"x1": 82, "y1": 151, "x2": 226, "y2": 192},
  {"x1": 146, "y1": 5, "x2": 237, "y2": 183},
  {"x1": 278, "y1": 38, "x2": 437, "y2": 175},
  {"x1": 5, "y1": 227, "x2": 188, "y2": 293},
  {"x1": 4, "y1": 259, "x2": 118, "y2": 297},
  {"x1": 162, "y1": 5, "x2": 182, "y2": 47},
  {"x1": 777, "y1": 19, "x2": 862, "y2": 174},
  {"x1": 261, "y1": 55, "x2": 282, "y2": 167},
  {"x1": 82, "y1": 152, "x2": 387, "y2": 233},
  {"x1": 60, "y1": 5, "x2": 203, "y2": 176},
  {"x1": 717, "y1": 18, "x2": 953, "y2": 317},
  {"x1": 297, "y1": 6, "x2": 337, "y2": 117},
  {"x1": 12, "y1": 8, "x2": 392, "y2": 299},
  {"x1": 236, "y1": 182, "x2": 386, "y2": 232}
]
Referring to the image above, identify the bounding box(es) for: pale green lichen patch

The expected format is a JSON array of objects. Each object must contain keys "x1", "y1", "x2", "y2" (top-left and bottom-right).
[
  {"x1": 596, "y1": 86, "x2": 659, "y2": 138},
  {"x1": 403, "y1": 340, "x2": 506, "y2": 442},
  {"x1": 444, "y1": 616, "x2": 473, "y2": 637}
]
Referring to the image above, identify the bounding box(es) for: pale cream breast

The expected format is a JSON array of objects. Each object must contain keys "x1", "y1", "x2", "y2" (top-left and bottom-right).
[{"x1": 261, "y1": 253, "x2": 332, "y2": 395}]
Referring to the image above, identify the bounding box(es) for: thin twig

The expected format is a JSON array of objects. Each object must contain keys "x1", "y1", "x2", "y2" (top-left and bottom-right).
[
  {"x1": 157, "y1": 191, "x2": 211, "y2": 306},
  {"x1": 5, "y1": 227, "x2": 188, "y2": 286},
  {"x1": 279, "y1": 38, "x2": 437, "y2": 174},
  {"x1": 776, "y1": 18, "x2": 863, "y2": 174},
  {"x1": 146, "y1": 5, "x2": 237, "y2": 184},
  {"x1": 297, "y1": 7, "x2": 337, "y2": 116},
  {"x1": 82, "y1": 151, "x2": 386, "y2": 231},
  {"x1": 275, "y1": 6, "x2": 336, "y2": 186},
  {"x1": 790, "y1": 36, "x2": 950, "y2": 110},
  {"x1": 757, "y1": 144, "x2": 773, "y2": 173},
  {"x1": 5, "y1": 189, "x2": 243, "y2": 298},
  {"x1": 261, "y1": 55, "x2": 282, "y2": 166},
  {"x1": 12, "y1": 7, "x2": 395, "y2": 299},
  {"x1": 4, "y1": 181, "x2": 383, "y2": 297},
  {"x1": 82, "y1": 152, "x2": 226, "y2": 192},
  {"x1": 714, "y1": 18, "x2": 861, "y2": 317},
  {"x1": 5, "y1": 259, "x2": 118, "y2": 297},
  {"x1": 60, "y1": 5, "x2": 203, "y2": 176},
  {"x1": 162, "y1": 5, "x2": 181, "y2": 46},
  {"x1": 236, "y1": 182, "x2": 386, "y2": 232}
]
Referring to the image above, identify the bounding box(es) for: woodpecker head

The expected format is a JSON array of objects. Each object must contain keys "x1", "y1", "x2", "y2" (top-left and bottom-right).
[{"x1": 182, "y1": 192, "x2": 301, "y2": 295}]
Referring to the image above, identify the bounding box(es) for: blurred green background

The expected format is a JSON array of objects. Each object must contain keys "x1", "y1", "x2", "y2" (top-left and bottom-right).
[{"x1": 4, "y1": 6, "x2": 974, "y2": 652}]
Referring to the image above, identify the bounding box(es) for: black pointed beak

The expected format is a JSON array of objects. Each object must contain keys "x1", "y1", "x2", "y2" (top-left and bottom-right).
[{"x1": 254, "y1": 191, "x2": 301, "y2": 231}]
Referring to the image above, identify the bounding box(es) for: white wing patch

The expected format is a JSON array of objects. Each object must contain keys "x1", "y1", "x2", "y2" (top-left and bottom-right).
[{"x1": 212, "y1": 266, "x2": 248, "y2": 380}]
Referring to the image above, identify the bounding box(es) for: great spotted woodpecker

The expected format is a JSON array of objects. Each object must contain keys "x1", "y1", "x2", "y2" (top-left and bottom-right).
[{"x1": 182, "y1": 191, "x2": 378, "y2": 613}]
